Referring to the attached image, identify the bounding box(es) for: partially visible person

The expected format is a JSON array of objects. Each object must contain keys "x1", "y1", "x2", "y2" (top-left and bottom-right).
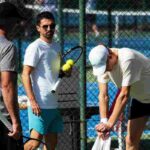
[
  {"x1": 0, "y1": 1, "x2": 25, "y2": 150},
  {"x1": 35, "y1": 0, "x2": 57, "y2": 14},
  {"x1": 22, "y1": 11, "x2": 63, "y2": 150},
  {"x1": 89, "y1": 44, "x2": 150, "y2": 150},
  {"x1": 86, "y1": 0, "x2": 99, "y2": 37}
]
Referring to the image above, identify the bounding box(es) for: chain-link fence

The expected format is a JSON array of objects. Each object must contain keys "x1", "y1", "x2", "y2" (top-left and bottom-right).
[{"x1": 7, "y1": 0, "x2": 150, "y2": 149}]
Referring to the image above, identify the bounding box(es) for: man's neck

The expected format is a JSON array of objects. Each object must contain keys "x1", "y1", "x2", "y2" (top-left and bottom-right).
[
  {"x1": 40, "y1": 36, "x2": 52, "y2": 44},
  {"x1": 110, "y1": 48, "x2": 118, "y2": 56}
]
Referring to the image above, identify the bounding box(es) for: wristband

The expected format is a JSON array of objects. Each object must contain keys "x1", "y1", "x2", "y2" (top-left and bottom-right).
[{"x1": 100, "y1": 118, "x2": 108, "y2": 123}]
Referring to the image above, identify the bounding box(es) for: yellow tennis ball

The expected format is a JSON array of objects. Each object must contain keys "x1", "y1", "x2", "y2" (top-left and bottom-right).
[
  {"x1": 62, "y1": 63, "x2": 71, "y2": 72},
  {"x1": 66, "y1": 59, "x2": 74, "y2": 66}
]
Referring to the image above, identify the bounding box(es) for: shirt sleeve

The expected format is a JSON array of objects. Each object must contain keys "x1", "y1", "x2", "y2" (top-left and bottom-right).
[
  {"x1": 23, "y1": 44, "x2": 40, "y2": 67},
  {"x1": 97, "y1": 72, "x2": 110, "y2": 83},
  {"x1": 0, "y1": 44, "x2": 18, "y2": 72},
  {"x1": 122, "y1": 59, "x2": 142, "y2": 86}
]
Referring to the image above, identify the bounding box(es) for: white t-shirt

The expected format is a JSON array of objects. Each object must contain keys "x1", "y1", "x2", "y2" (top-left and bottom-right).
[
  {"x1": 24, "y1": 38, "x2": 61, "y2": 108},
  {"x1": 98, "y1": 48, "x2": 150, "y2": 103}
]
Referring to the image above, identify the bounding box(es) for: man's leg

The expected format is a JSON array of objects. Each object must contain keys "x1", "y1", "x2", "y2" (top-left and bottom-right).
[
  {"x1": 24, "y1": 129, "x2": 43, "y2": 150},
  {"x1": 43, "y1": 133, "x2": 57, "y2": 150},
  {"x1": 42, "y1": 109, "x2": 63, "y2": 150},
  {"x1": 126, "y1": 116, "x2": 148, "y2": 150}
]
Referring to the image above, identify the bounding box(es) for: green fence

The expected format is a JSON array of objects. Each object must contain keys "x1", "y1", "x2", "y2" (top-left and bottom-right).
[{"x1": 11, "y1": 0, "x2": 150, "y2": 149}]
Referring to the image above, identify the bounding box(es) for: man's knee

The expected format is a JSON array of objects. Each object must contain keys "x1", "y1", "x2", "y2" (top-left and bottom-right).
[
  {"x1": 126, "y1": 135, "x2": 139, "y2": 147},
  {"x1": 24, "y1": 140, "x2": 41, "y2": 150}
]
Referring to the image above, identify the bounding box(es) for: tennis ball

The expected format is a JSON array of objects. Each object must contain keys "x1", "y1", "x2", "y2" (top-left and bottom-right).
[
  {"x1": 62, "y1": 63, "x2": 71, "y2": 72},
  {"x1": 66, "y1": 59, "x2": 74, "y2": 66}
]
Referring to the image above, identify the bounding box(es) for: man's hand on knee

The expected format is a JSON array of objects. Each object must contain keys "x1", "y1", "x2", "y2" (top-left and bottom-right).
[{"x1": 24, "y1": 140, "x2": 41, "y2": 150}]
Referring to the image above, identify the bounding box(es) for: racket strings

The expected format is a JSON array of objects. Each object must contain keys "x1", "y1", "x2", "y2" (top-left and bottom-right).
[
  {"x1": 51, "y1": 45, "x2": 83, "y2": 93},
  {"x1": 63, "y1": 47, "x2": 83, "y2": 64}
]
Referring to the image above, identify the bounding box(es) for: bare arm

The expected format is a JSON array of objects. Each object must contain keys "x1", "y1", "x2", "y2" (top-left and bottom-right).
[
  {"x1": 96, "y1": 86, "x2": 130, "y2": 138},
  {"x1": 21, "y1": 65, "x2": 41, "y2": 115},
  {"x1": 21, "y1": 65, "x2": 35, "y2": 101},
  {"x1": 1, "y1": 71, "x2": 20, "y2": 124},
  {"x1": 108, "y1": 86, "x2": 130, "y2": 128},
  {"x1": 1, "y1": 71, "x2": 21, "y2": 139},
  {"x1": 99, "y1": 83, "x2": 109, "y2": 119}
]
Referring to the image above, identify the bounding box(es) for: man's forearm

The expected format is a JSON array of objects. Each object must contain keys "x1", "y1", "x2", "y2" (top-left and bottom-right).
[
  {"x1": 99, "y1": 94, "x2": 109, "y2": 119},
  {"x1": 108, "y1": 93, "x2": 128, "y2": 127},
  {"x1": 99, "y1": 83, "x2": 109, "y2": 120},
  {"x1": 2, "y1": 82, "x2": 20, "y2": 124},
  {"x1": 22, "y1": 73, "x2": 36, "y2": 102}
]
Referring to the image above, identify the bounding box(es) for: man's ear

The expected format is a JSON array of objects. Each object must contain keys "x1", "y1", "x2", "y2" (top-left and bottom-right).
[
  {"x1": 108, "y1": 53, "x2": 112, "y2": 59},
  {"x1": 36, "y1": 25, "x2": 40, "y2": 32}
]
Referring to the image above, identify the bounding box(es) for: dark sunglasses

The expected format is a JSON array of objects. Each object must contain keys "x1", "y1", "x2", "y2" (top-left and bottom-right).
[{"x1": 41, "y1": 24, "x2": 56, "y2": 30}]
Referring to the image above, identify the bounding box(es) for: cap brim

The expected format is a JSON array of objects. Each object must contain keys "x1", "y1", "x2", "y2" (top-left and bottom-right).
[{"x1": 93, "y1": 64, "x2": 106, "y2": 76}]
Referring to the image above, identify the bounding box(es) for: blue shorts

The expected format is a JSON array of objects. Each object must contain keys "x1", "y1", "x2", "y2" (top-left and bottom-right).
[{"x1": 28, "y1": 107, "x2": 63, "y2": 135}]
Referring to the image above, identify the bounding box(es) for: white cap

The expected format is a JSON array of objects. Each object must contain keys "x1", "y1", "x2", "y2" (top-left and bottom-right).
[{"x1": 89, "y1": 45, "x2": 108, "y2": 76}]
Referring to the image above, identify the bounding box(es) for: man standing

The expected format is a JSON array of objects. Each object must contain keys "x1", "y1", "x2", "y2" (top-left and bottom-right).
[
  {"x1": 0, "y1": 2, "x2": 25, "y2": 150},
  {"x1": 86, "y1": 0, "x2": 99, "y2": 37},
  {"x1": 22, "y1": 11, "x2": 63, "y2": 150},
  {"x1": 89, "y1": 44, "x2": 150, "y2": 150}
]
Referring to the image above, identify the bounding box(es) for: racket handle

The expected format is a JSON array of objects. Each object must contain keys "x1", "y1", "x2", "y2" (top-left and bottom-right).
[
  {"x1": 51, "y1": 78, "x2": 61, "y2": 93},
  {"x1": 0, "y1": 111, "x2": 12, "y2": 131}
]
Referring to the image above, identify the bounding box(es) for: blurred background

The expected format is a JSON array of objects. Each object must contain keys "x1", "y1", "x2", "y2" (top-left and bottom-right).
[{"x1": 6, "y1": 0, "x2": 150, "y2": 149}]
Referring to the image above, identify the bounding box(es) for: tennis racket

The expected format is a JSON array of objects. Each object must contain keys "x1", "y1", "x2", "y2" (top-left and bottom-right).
[
  {"x1": 0, "y1": 111, "x2": 47, "y2": 149},
  {"x1": 51, "y1": 45, "x2": 83, "y2": 93}
]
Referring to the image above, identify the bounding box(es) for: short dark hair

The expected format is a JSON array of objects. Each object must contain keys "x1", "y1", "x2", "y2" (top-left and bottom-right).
[
  {"x1": 0, "y1": 2, "x2": 25, "y2": 28},
  {"x1": 36, "y1": 11, "x2": 55, "y2": 26},
  {"x1": 0, "y1": 2, "x2": 25, "y2": 19}
]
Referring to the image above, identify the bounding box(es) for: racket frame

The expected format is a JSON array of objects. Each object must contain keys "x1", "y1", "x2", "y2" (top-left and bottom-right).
[{"x1": 51, "y1": 45, "x2": 83, "y2": 93}]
